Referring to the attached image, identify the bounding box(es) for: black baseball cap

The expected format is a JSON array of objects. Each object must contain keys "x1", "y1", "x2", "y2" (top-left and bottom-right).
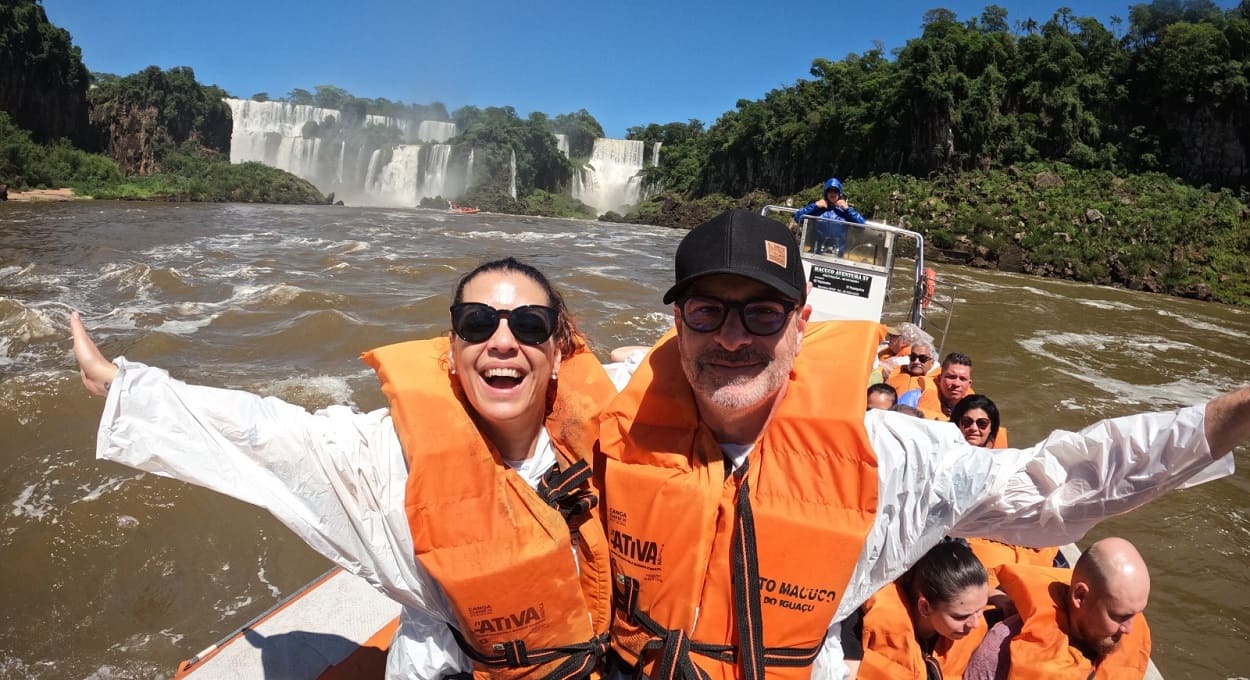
[{"x1": 663, "y1": 209, "x2": 806, "y2": 304}]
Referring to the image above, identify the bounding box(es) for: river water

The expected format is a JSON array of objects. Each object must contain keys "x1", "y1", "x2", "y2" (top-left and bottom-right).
[{"x1": 0, "y1": 202, "x2": 1246, "y2": 679}]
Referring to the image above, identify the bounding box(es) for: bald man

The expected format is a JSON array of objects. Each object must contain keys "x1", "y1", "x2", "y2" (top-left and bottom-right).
[{"x1": 964, "y1": 537, "x2": 1153, "y2": 679}]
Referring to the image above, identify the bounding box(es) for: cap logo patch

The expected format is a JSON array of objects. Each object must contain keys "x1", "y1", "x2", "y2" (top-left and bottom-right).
[{"x1": 764, "y1": 240, "x2": 788, "y2": 268}]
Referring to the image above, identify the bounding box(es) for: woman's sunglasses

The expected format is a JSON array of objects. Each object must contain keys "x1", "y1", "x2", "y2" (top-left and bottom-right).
[
  {"x1": 910, "y1": 353, "x2": 933, "y2": 363},
  {"x1": 958, "y1": 416, "x2": 992, "y2": 430},
  {"x1": 450, "y1": 303, "x2": 558, "y2": 345}
]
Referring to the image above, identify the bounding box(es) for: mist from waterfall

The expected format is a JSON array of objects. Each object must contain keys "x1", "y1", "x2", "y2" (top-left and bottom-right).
[{"x1": 226, "y1": 98, "x2": 471, "y2": 207}]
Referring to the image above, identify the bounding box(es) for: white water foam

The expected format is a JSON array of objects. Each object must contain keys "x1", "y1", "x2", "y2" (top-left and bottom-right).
[
  {"x1": 1020, "y1": 330, "x2": 1231, "y2": 406},
  {"x1": 1075, "y1": 299, "x2": 1142, "y2": 312},
  {"x1": 11, "y1": 483, "x2": 54, "y2": 520},
  {"x1": 1155, "y1": 308, "x2": 1247, "y2": 339},
  {"x1": 256, "y1": 375, "x2": 356, "y2": 408},
  {"x1": 257, "y1": 563, "x2": 282, "y2": 599}
]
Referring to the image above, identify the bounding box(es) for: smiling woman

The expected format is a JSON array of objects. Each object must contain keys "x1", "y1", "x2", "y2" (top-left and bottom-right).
[{"x1": 69, "y1": 256, "x2": 620, "y2": 679}]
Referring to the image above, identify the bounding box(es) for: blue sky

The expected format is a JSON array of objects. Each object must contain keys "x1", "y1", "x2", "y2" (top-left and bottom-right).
[{"x1": 42, "y1": 0, "x2": 1229, "y2": 138}]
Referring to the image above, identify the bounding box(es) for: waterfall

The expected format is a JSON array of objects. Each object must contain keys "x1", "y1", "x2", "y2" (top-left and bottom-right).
[
  {"x1": 509, "y1": 149, "x2": 517, "y2": 200},
  {"x1": 572, "y1": 138, "x2": 646, "y2": 215},
  {"x1": 225, "y1": 98, "x2": 465, "y2": 207},
  {"x1": 364, "y1": 149, "x2": 383, "y2": 190},
  {"x1": 652, "y1": 142, "x2": 662, "y2": 167},
  {"x1": 465, "y1": 149, "x2": 474, "y2": 192},
  {"x1": 419, "y1": 144, "x2": 456, "y2": 199},
  {"x1": 554, "y1": 134, "x2": 570, "y2": 158},
  {"x1": 370, "y1": 145, "x2": 422, "y2": 206},
  {"x1": 417, "y1": 121, "x2": 457, "y2": 143},
  {"x1": 335, "y1": 141, "x2": 346, "y2": 184}
]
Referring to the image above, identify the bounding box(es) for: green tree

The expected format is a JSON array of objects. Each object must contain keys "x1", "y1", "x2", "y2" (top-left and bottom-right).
[{"x1": 551, "y1": 109, "x2": 605, "y2": 159}]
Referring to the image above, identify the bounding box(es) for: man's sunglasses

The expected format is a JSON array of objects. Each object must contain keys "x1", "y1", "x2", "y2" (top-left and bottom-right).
[
  {"x1": 958, "y1": 416, "x2": 992, "y2": 430},
  {"x1": 676, "y1": 295, "x2": 797, "y2": 336},
  {"x1": 910, "y1": 353, "x2": 933, "y2": 363},
  {"x1": 450, "y1": 303, "x2": 558, "y2": 345}
]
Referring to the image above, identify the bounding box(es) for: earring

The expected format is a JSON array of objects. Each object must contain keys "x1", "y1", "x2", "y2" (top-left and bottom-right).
[{"x1": 551, "y1": 372, "x2": 558, "y2": 381}]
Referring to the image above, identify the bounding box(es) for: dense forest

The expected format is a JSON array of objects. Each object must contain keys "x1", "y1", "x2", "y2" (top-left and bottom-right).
[{"x1": 630, "y1": 1, "x2": 1250, "y2": 198}]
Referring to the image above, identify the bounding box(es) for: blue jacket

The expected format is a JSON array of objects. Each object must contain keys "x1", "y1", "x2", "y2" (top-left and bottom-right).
[{"x1": 792, "y1": 199, "x2": 866, "y2": 228}]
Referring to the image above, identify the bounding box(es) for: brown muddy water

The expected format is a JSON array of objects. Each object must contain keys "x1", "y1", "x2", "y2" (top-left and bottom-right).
[{"x1": 0, "y1": 202, "x2": 1246, "y2": 678}]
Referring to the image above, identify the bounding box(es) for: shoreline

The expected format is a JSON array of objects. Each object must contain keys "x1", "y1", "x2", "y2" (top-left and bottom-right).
[{"x1": 4, "y1": 188, "x2": 85, "y2": 202}]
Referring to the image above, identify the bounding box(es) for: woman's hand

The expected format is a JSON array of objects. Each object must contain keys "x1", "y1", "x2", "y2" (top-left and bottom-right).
[{"x1": 70, "y1": 311, "x2": 118, "y2": 396}]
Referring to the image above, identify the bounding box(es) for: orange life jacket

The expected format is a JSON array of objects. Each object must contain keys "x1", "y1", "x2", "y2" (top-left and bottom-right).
[
  {"x1": 968, "y1": 539, "x2": 1059, "y2": 590},
  {"x1": 994, "y1": 564, "x2": 1152, "y2": 680},
  {"x1": 990, "y1": 426, "x2": 1009, "y2": 449},
  {"x1": 887, "y1": 371, "x2": 932, "y2": 397},
  {"x1": 363, "y1": 337, "x2": 618, "y2": 679},
  {"x1": 917, "y1": 385, "x2": 979, "y2": 421},
  {"x1": 857, "y1": 582, "x2": 987, "y2": 680},
  {"x1": 599, "y1": 320, "x2": 883, "y2": 680}
]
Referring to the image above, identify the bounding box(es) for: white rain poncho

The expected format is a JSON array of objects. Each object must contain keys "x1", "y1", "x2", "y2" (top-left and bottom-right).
[{"x1": 95, "y1": 357, "x2": 1232, "y2": 679}]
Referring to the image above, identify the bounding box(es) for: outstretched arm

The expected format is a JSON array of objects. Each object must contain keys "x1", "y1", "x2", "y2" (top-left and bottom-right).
[
  {"x1": 1205, "y1": 386, "x2": 1250, "y2": 457},
  {"x1": 67, "y1": 311, "x2": 453, "y2": 623},
  {"x1": 70, "y1": 311, "x2": 117, "y2": 396}
]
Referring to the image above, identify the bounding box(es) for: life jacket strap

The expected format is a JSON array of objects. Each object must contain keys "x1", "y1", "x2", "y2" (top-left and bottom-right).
[
  {"x1": 614, "y1": 503, "x2": 825, "y2": 679},
  {"x1": 538, "y1": 458, "x2": 598, "y2": 525},
  {"x1": 449, "y1": 626, "x2": 611, "y2": 679}
]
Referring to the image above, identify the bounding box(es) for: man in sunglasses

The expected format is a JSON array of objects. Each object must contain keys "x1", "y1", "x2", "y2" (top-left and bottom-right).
[{"x1": 599, "y1": 208, "x2": 1248, "y2": 680}]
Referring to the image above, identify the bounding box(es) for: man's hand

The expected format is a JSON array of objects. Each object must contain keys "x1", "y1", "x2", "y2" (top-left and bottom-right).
[{"x1": 70, "y1": 311, "x2": 118, "y2": 397}]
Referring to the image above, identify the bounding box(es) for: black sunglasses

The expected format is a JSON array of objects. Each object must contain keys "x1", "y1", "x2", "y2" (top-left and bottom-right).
[
  {"x1": 958, "y1": 416, "x2": 992, "y2": 430},
  {"x1": 910, "y1": 353, "x2": 933, "y2": 363},
  {"x1": 676, "y1": 295, "x2": 797, "y2": 336},
  {"x1": 450, "y1": 302, "x2": 558, "y2": 345}
]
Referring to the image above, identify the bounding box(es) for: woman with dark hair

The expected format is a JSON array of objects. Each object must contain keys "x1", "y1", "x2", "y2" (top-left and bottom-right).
[
  {"x1": 948, "y1": 394, "x2": 1061, "y2": 579},
  {"x1": 854, "y1": 540, "x2": 992, "y2": 679},
  {"x1": 950, "y1": 394, "x2": 1008, "y2": 448},
  {"x1": 71, "y1": 257, "x2": 618, "y2": 678}
]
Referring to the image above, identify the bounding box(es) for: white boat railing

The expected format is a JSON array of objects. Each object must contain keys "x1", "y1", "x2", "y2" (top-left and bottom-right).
[{"x1": 758, "y1": 205, "x2": 957, "y2": 356}]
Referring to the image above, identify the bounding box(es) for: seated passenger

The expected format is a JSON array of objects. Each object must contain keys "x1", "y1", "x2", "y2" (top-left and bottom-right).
[
  {"x1": 964, "y1": 537, "x2": 1152, "y2": 680},
  {"x1": 916, "y1": 352, "x2": 974, "y2": 420},
  {"x1": 951, "y1": 394, "x2": 1008, "y2": 449},
  {"x1": 887, "y1": 342, "x2": 939, "y2": 399},
  {"x1": 951, "y1": 394, "x2": 1062, "y2": 579},
  {"x1": 867, "y1": 383, "x2": 898, "y2": 410},
  {"x1": 852, "y1": 540, "x2": 993, "y2": 679},
  {"x1": 876, "y1": 322, "x2": 933, "y2": 381}
]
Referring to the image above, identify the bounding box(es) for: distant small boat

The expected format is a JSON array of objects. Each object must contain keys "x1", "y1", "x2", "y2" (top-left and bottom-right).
[{"x1": 447, "y1": 202, "x2": 480, "y2": 214}]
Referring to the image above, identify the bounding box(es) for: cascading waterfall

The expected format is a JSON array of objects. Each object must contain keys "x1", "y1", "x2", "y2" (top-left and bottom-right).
[
  {"x1": 225, "y1": 98, "x2": 469, "y2": 206},
  {"x1": 370, "y1": 145, "x2": 422, "y2": 206},
  {"x1": 419, "y1": 144, "x2": 462, "y2": 200},
  {"x1": 554, "y1": 134, "x2": 570, "y2": 158},
  {"x1": 572, "y1": 138, "x2": 647, "y2": 215},
  {"x1": 509, "y1": 150, "x2": 517, "y2": 200},
  {"x1": 652, "y1": 142, "x2": 662, "y2": 167},
  {"x1": 418, "y1": 121, "x2": 457, "y2": 143}
]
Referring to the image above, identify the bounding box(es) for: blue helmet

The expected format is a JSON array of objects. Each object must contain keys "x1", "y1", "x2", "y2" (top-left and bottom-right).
[{"x1": 823, "y1": 177, "x2": 844, "y2": 195}]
